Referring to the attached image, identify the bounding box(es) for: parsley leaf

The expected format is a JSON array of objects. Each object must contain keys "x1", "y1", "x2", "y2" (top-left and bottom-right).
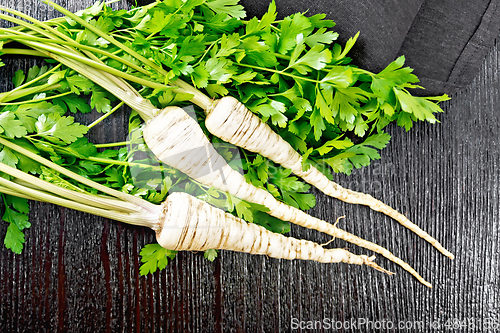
[
  {"x1": 0, "y1": 111, "x2": 27, "y2": 138},
  {"x1": 2, "y1": 194, "x2": 31, "y2": 254},
  {"x1": 34, "y1": 113, "x2": 88, "y2": 144},
  {"x1": 139, "y1": 243, "x2": 177, "y2": 275},
  {"x1": 54, "y1": 94, "x2": 92, "y2": 114},
  {"x1": 205, "y1": 0, "x2": 246, "y2": 19},
  {"x1": 12, "y1": 70, "x2": 25, "y2": 88},
  {"x1": 204, "y1": 249, "x2": 218, "y2": 261}
]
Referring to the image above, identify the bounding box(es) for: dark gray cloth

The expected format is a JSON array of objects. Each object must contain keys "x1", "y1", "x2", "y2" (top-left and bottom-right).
[
  {"x1": 399, "y1": 0, "x2": 500, "y2": 95},
  {"x1": 241, "y1": 0, "x2": 500, "y2": 96}
]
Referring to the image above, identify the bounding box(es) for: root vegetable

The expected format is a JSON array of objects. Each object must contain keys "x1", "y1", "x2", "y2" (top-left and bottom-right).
[
  {"x1": 143, "y1": 105, "x2": 431, "y2": 287},
  {"x1": 158, "y1": 192, "x2": 388, "y2": 271},
  {"x1": 0, "y1": 151, "x2": 389, "y2": 273},
  {"x1": 207, "y1": 96, "x2": 454, "y2": 259}
]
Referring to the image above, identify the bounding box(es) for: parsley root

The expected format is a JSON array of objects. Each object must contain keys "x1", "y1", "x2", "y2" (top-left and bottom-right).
[
  {"x1": 143, "y1": 105, "x2": 431, "y2": 287},
  {"x1": 0, "y1": 149, "x2": 390, "y2": 274},
  {"x1": 207, "y1": 96, "x2": 454, "y2": 259},
  {"x1": 158, "y1": 192, "x2": 389, "y2": 272}
]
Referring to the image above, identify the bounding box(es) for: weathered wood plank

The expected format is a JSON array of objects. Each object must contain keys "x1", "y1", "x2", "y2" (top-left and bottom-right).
[{"x1": 0, "y1": 1, "x2": 499, "y2": 332}]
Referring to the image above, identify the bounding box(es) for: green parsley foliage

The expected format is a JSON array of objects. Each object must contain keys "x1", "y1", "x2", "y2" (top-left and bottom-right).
[
  {"x1": 0, "y1": 66, "x2": 121, "y2": 254},
  {"x1": 139, "y1": 243, "x2": 177, "y2": 275},
  {"x1": 2, "y1": 194, "x2": 30, "y2": 254}
]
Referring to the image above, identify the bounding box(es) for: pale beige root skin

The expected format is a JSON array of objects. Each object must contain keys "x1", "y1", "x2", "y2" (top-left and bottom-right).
[
  {"x1": 205, "y1": 96, "x2": 454, "y2": 260},
  {"x1": 156, "y1": 192, "x2": 390, "y2": 273},
  {"x1": 143, "y1": 106, "x2": 432, "y2": 287}
]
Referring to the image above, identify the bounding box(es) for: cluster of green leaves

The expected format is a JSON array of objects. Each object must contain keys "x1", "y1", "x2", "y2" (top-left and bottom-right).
[
  {"x1": 0, "y1": 0, "x2": 448, "y2": 177},
  {"x1": 50, "y1": 0, "x2": 448, "y2": 177},
  {"x1": 0, "y1": 66, "x2": 97, "y2": 253},
  {"x1": 182, "y1": 1, "x2": 449, "y2": 175}
]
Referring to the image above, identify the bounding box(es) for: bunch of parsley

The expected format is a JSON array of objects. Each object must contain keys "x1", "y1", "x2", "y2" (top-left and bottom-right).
[
  {"x1": 0, "y1": 0, "x2": 448, "y2": 273},
  {"x1": 0, "y1": 64, "x2": 293, "y2": 272}
]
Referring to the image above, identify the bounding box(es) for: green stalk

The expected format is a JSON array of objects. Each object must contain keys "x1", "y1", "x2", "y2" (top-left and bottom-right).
[
  {"x1": 22, "y1": 40, "x2": 168, "y2": 90},
  {"x1": 0, "y1": 32, "x2": 150, "y2": 76},
  {"x1": 87, "y1": 101, "x2": 125, "y2": 129},
  {"x1": 0, "y1": 83, "x2": 63, "y2": 104},
  {"x1": 0, "y1": 137, "x2": 157, "y2": 212},
  {"x1": 50, "y1": 53, "x2": 159, "y2": 120},
  {"x1": 0, "y1": 10, "x2": 166, "y2": 91},
  {"x1": 0, "y1": 185, "x2": 37, "y2": 200},
  {"x1": 44, "y1": 0, "x2": 169, "y2": 77},
  {"x1": 0, "y1": 162, "x2": 139, "y2": 213},
  {"x1": 0, "y1": 172, "x2": 158, "y2": 227},
  {"x1": 2, "y1": 3, "x2": 213, "y2": 111},
  {"x1": 0, "y1": 91, "x2": 72, "y2": 106},
  {"x1": 0, "y1": 62, "x2": 63, "y2": 102},
  {"x1": 0, "y1": 47, "x2": 45, "y2": 57},
  {"x1": 42, "y1": 1, "x2": 213, "y2": 110},
  {"x1": 94, "y1": 141, "x2": 130, "y2": 148}
]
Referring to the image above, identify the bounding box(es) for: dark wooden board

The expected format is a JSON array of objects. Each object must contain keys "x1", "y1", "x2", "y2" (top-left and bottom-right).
[{"x1": 1, "y1": 1, "x2": 499, "y2": 332}]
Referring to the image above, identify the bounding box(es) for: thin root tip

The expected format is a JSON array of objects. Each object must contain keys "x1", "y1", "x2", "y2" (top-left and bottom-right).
[
  {"x1": 364, "y1": 256, "x2": 394, "y2": 275},
  {"x1": 439, "y1": 248, "x2": 455, "y2": 259}
]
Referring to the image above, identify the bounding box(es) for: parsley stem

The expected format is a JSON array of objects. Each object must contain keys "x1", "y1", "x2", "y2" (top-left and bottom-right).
[
  {"x1": 236, "y1": 62, "x2": 322, "y2": 84},
  {"x1": 87, "y1": 101, "x2": 125, "y2": 130},
  {"x1": 53, "y1": 53, "x2": 161, "y2": 121},
  {"x1": 0, "y1": 136, "x2": 157, "y2": 212},
  {"x1": 0, "y1": 32, "x2": 151, "y2": 76},
  {"x1": 0, "y1": 8, "x2": 165, "y2": 90},
  {"x1": 0, "y1": 185, "x2": 35, "y2": 201},
  {"x1": 43, "y1": 1, "x2": 213, "y2": 110},
  {"x1": 94, "y1": 141, "x2": 130, "y2": 148},
  {"x1": 23, "y1": 40, "x2": 168, "y2": 90},
  {"x1": 0, "y1": 90, "x2": 71, "y2": 106},
  {"x1": 193, "y1": 38, "x2": 221, "y2": 67},
  {"x1": 0, "y1": 172, "x2": 157, "y2": 227},
  {"x1": 44, "y1": 1, "x2": 170, "y2": 77},
  {"x1": 3, "y1": 62, "x2": 63, "y2": 96},
  {"x1": 0, "y1": 47, "x2": 45, "y2": 57},
  {"x1": 0, "y1": 82, "x2": 63, "y2": 103},
  {"x1": 0, "y1": 163, "x2": 139, "y2": 214}
]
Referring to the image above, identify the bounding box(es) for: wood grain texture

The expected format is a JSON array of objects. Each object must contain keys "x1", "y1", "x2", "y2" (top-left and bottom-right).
[{"x1": 0, "y1": 1, "x2": 499, "y2": 332}]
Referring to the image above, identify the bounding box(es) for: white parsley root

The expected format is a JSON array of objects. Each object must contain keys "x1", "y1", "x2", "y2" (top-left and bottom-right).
[
  {"x1": 157, "y1": 192, "x2": 389, "y2": 272},
  {"x1": 0, "y1": 152, "x2": 390, "y2": 274},
  {"x1": 143, "y1": 105, "x2": 431, "y2": 287},
  {"x1": 206, "y1": 96, "x2": 454, "y2": 259}
]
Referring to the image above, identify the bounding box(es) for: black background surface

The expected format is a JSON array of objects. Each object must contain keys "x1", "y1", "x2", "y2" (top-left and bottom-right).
[{"x1": 1, "y1": 0, "x2": 499, "y2": 332}]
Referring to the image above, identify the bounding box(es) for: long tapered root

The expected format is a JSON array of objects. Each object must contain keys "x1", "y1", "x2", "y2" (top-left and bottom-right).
[
  {"x1": 144, "y1": 106, "x2": 431, "y2": 286},
  {"x1": 156, "y1": 192, "x2": 390, "y2": 274},
  {"x1": 206, "y1": 96, "x2": 453, "y2": 260},
  {"x1": 363, "y1": 255, "x2": 395, "y2": 275},
  {"x1": 336, "y1": 230, "x2": 432, "y2": 287}
]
